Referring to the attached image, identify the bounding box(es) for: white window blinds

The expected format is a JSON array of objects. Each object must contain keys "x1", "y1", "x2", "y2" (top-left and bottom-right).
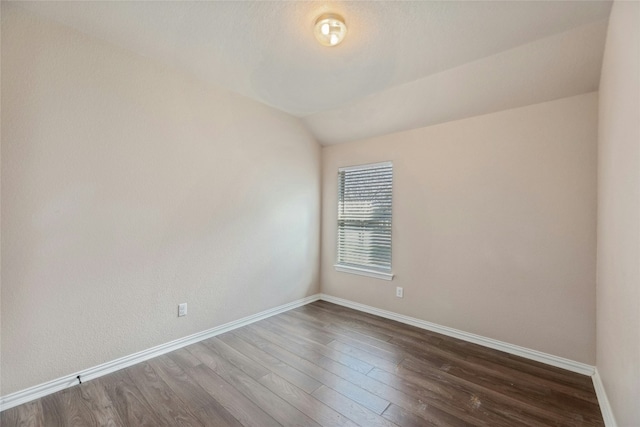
[{"x1": 337, "y1": 162, "x2": 393, "y2": 272}]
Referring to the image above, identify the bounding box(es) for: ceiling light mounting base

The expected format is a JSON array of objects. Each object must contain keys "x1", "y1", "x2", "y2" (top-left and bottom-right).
[{"x1": 314, "y1": 13, "x2": 347, "y2": 47}]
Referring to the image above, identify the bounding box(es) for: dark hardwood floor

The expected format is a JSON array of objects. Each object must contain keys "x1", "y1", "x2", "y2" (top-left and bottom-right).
[{"x1": 1, "y1": 300, "x2": 604, "y2": 426}]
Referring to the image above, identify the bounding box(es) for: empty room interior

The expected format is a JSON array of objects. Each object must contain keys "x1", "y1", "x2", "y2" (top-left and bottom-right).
[{"x1": 1, "y1": 0, "x2": 639, "y2": 426}]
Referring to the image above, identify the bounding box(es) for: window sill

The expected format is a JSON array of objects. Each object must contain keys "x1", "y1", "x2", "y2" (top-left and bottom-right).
[{"x1": 334, "y1": 264, "x2": 394, "y2": 281}]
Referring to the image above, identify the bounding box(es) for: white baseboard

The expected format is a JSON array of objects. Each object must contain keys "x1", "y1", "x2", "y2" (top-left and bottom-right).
[
  {"x1": 592, "y1": 368, "x2": 618, "y2": 427},
  {"x1": 0, "y1": 294, "x2": 321, "y2": 412},
  {"x1": 1, "y1": 292, "x2": 606, "y2": 418},
  {"x1": 318, "y1": 294, "x2": 595, "y2": 376}
]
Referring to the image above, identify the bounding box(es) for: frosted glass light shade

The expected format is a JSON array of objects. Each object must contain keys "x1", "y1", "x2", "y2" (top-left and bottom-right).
[{"x1": 314, "y1": 14, "x2": 347, "y2": 47}]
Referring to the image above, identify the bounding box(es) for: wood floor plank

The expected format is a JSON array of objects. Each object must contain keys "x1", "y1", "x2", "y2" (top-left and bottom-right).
[
  {"x1": 0, "y1": 400, "x2": 45, "y2": 427},
  {"x1": 304, "y1": 304, "x2": 593, "y2": 427},
  {"x1": 239, "y1": 324, "x2": 391, "y2": 414},
  {"x1": 369, "y1": 367, "x2": 585, "y2": 427},
  {"x1": 267, "y1": 321, "x2": 500, "y2": 426},
  {"x1": 461, "y1": 353, "x2": 595, "y2": 393},
  {"x1": 302, "y1": 306, "x2": 572, "y2": 425},
  {"x1": 180, "y1": 362, "x2": 280, "y2": 427},
  {"x1": 228, "y1": 330, "x2": 452, "y2": 427},
  {"x1": 269, "y1": 314, "x2": 335, "y2": 345},
  {"x1": 59, "y1": 386, "x2": 105, "y2": 426},
  {"x1": 325, "y1": 340, "x2": 401, "y2": 372},
  {"x1": 283, "y1": 310, "x2": 407, "y2": 362},
  {"x1": 305, "y1": 303, "x2": 408, "y2": 340},
  {"x1": 386, "y1": 330, "x2": 599, "y2": 404},
  {"x1": 74, "y1": 380, "x2": 125, "y2": 427},
  {"x1": 285, "y1": 309, "x2": 497, "y2": 426},
  {"x1": 310, "y1": 302, "x2": 594, "y2": 392},
  {"x1": 218, "y1": 331, "x2": 322, "y2": 393},
  {"x1": 286, "y1": 308, "x2": 397, "y2": 348},
  {"x1": 276, "y1": 339, "x2": 475, "y2": 427},
  {"x1": 330, "y1": 334, "x2": 405, "y2": 364},
  {"x1": 507, "y1": 352, "x2": 596, "y2": 387},
  {"x1": 401, "y1": 354, "x2": 602, "y2": 419},
  {"x1": 382, "y1": 403, "x2": 474, "y2": 427},
  {"x1": 187, "y1": 341, "x2": 323, "y2": 427},
  {"x1": 391, "y1": 329, "x2": 596, "y2": 397},
  {"x1": 307, "y1": 303, "x2": 465, "y2": 354},
  {"x1": 201, "y1": 337, "x2": 271, "y2": 381},
  {"x1": 95, "y1": 370, "x2": 165, "y2": 426},
  {"x1": 3, "y1": 301, "x2": 604, "y2": 427},
  {"x1": 259, "y1": 372, "x2": 359, "y2": 427},
  {"x1": 393, "y1": 330, "x2": 594, "y2": 393},
  {"x1": 298, "y1": 304, "x2": 396, "y2": 342},
  {"x1": 278, "y1": 305, "x2": 405, "y2": 372},
  {"x1": 40, "y1": 393, "x2": 67, "y2": 427},
  {"x1": 125, "y1": 361, "x2": 205, "y2": 426},
  {"x1": 170, "y1": 347, "x2": 204, "y2": 369},
  {"x1": 259, "y1": 318, "x2": 376, "y2": 374},
  {"x1": 312, "y1": 385, "x2": 397, "y2": 427},
  {"x1": 147, "y1": 355, "x2": 243, "y2": 427}
]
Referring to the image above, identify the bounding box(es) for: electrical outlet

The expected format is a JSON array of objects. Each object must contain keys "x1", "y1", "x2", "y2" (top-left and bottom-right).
[
  {"x1": 178, "y1": 303, "x2": 187, "y2": 317},
  {"x1": 396, "y1": 287, "x2": 403, "y2": 298}
]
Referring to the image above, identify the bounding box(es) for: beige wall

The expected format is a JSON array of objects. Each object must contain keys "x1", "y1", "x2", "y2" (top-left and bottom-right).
[
  {"x1": 596, "y1": 1, "x2": 640, "y2": 425},
  {"x1": 322, "y1": 93, "x2": 598, "y2": 364},
  {"x1": 1, "y1": 5, "x2": 320, "y2": 395}
]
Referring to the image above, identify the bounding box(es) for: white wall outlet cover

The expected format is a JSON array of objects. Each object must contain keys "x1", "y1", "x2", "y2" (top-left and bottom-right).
[
  {"x1": 178, "y1": 303, "x2": 187, "y2": 317},
  {"x1": 396, "y1": 287, "x2": 403, "y2": 298}
]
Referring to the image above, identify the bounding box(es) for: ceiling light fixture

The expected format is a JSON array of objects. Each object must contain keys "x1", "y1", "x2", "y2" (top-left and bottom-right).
[{"x1": 314, "y1": 14, "x2": 347, "y2": 47}]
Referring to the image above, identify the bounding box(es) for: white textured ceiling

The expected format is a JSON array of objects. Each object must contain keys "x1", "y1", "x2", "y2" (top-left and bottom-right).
[{"x1": 13, "y1": 1, "x2": 612, "y2": 145}]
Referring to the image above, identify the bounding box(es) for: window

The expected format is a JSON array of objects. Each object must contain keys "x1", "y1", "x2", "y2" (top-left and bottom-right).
[{"x1": 335, "y1": 161, "x2": 393, "y2": 280}]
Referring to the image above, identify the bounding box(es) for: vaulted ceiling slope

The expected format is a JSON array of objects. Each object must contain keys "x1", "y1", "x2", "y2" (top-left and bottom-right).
[{"x1": 13, "y1": 1, "x2": 612, "y2": 145}]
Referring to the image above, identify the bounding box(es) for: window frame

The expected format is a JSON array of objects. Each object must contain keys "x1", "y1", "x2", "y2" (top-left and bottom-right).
[{"x1": 334, "y1": 161, "x2": 394, "y2": 281}]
